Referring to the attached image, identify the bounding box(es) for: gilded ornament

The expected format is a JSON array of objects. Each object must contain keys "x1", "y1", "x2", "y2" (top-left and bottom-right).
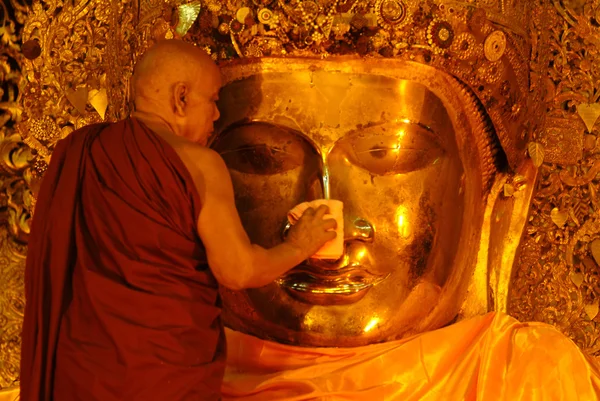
[
  {"x1": 571, "y1": 272, "x2": 584, "y2": 288},
  {"x1": 206, "y1": 0, "x2": 222, "y2": 13},
  {"x1": 503, "y1": 184, "x2": 514, "y2": 197},
  {"x1": 527, "y1": 141, "x2": 545, "y2": 168},
  {"x1": 236, "y1": 7, "x2": 252, "y2": 24},
  {"x1": 512, "y1": 175, "x2": 527, "y2": 191},
  {"x1": 591, "y1": 239, "x2": 600, "y2": 267},
  {"x1": 450, "y1": 32, "x2": 478, "y2": 60},
  {"x1": 65, "y1": 87, "x2": 89, "y2": 115},
  {"x1": 296, "y1": 0, "x2": 321, "y2": 25},
  {"x1": 94, "y1": 1, "x2": 112, "y2": 24},
  {"x1": 258, "y1": 8, "x2": 274, "y2": 24},
  {"x1": 376, "y1": 0, "x2": 408, "y2": 27},
  {"x1": 230, "y1": 20, "x2": 245, "y2": 33},
  {"x1": 483, "y1": 30, "x2": 506, "y2": 62},
  {"x1": 21, "y1": 40, "x2": 41, "y2": 60},
  {"x1": 350, "y1": 13, "x2": 368, "y2": 30},
  {"x1": 32, "y1": 158, "x2": 48, "y2": 177},
  {"x1": 331, "y1": 20, "x2": 351, "y2": 37},
  {"x1": 28, "y1": 116, "x2": 60, "y2": 142},
  {"x1": 586, "y1": 303, "x2": 599, "y2": 320},
  {"x1": 476, "y1": 60, "x2": 503, "y2": 84},
  {"x1": 88, "y1": 89, "x2": 109, "y2": 120},
  {"x1": 218, "y1": 22, "x2": 230, "y2": 35},
  {"x1": 576, "y1": 103, "x2": 600, "y2": 133},
  {"x1": 174, "y1": 2, "x2": 202, "y2": 36},
  {"x1": 542, "y1": 118, "x2": 584, "y2": 165},
  {"x1": 550, "y1": 208, "x2": 569, "y2": 228},
  {"x1": 244, "y1": 43, "x2": 263, "y2": 57},
  {"x1": 427, "y1": 20, "x2": 454, "y2": 52},
  {"x1": 584, "y1": 135, "x2": 596, "y2": 151}
]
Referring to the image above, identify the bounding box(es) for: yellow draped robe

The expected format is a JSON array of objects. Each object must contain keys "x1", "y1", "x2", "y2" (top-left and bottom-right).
[{"x1": 222, "y1": 312, "x2": 600, "y2": 400}]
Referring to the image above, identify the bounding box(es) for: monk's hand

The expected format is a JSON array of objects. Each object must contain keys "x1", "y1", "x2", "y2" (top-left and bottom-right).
[{"x1": 286, "y1": 204, "x2": 337, "y2": 257}]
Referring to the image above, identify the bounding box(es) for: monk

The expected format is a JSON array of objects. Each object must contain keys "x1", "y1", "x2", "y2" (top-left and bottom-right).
[{"x1": 19, "y1": 40, "x2": 337, "y2": 401}]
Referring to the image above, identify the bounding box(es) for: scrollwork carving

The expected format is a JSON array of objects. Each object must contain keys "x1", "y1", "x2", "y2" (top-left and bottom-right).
[{"x1": 508, "y1": 0, "x2": 600, "y2": 359}]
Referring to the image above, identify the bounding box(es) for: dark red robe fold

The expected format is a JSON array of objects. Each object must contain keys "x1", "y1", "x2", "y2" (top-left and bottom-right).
[{"x1": 20, "y1": 118, "x2": 225, "y2": 401}]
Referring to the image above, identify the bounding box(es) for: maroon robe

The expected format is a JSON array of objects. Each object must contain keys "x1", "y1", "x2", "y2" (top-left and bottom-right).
[{"x1": 20, "y1": 118, "x2": 225, "y2": 401}]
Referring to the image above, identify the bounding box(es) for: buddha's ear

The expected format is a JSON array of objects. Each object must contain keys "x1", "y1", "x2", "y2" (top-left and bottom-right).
[{"x1": 172, "y1": 81, "x2": 188, "y2": 116}]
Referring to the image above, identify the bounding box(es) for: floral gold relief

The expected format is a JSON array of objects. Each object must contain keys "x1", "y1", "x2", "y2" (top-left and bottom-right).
[
  {"x1": 508, "y1": 0, "x2": 600, "y2": 359},
  {"x1": 1, "y1": 0, "x2": 600, "y2": 397}
]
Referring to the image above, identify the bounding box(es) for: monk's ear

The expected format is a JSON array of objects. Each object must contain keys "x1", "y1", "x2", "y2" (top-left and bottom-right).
[{"x1": 173, "y1": 82, "x2": 188, "y2": 116}]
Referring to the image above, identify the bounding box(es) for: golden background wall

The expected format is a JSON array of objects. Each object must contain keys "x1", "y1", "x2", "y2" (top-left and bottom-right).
[{"x1": 0, "y1": 0, "x2": 600, "y2": 395}]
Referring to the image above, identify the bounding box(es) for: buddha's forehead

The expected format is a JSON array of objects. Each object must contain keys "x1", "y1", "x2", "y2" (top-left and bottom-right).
[{"x1": 216, "y1": 59, "x2": 456, "y2": 149}]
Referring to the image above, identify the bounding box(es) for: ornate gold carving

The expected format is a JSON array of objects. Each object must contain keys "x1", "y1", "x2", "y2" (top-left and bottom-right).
[
  {"x1": 577, "y1": 103, "x2": 600, "y2": 133},
  {"x1": 508, "y1": 0, "x2": 600, "y2": 359},
  {"x1": 0, "y1": 0, "x2": 34, "y2": 392},
  {"x1": 483, "y1": 30, "x2": 506, "y2": 62},
  {"x1": 527, "y1": 141, "x2": 545, "y2": 168}
]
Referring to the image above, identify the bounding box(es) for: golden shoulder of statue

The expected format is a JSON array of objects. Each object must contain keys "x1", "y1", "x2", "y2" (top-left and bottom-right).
[{"x1": 211, "y1": 57, "x2": 537, "y2": 347}]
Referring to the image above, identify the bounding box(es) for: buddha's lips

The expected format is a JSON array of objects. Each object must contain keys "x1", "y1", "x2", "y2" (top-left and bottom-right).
[{"x1": 276, "y1": 265, "x2": 388, "y2": 295}]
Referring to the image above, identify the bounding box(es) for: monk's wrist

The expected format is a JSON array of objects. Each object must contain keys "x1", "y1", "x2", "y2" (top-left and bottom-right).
[{"x1": 282, "y1": 240, "x2": 308, "y2": 264}]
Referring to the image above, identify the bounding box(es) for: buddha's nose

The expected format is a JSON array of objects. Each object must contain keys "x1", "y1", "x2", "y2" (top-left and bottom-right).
[
  {"x1": 345, "y1": 217, "x2": 374, "y2": 243},
  {"x1": 281, "y1": 215, "x2": 374, "y2": 243}
]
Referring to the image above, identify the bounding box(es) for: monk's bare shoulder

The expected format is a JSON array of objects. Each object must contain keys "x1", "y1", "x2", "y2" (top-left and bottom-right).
[
  {"x1": 173, "y1": 142, "x2": 226, "y2": 176},
  {"x1": 166, "y1": 140, "x2": 230, "y2": 203}
]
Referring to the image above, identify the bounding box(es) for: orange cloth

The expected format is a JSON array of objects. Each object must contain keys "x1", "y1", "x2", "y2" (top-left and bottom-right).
[
  {"x1": 222, "y1": 312, "x2": 600, "y2": 400},
  {"x1": 287, "y1": 200, "x2": 344, "y2": 260}
]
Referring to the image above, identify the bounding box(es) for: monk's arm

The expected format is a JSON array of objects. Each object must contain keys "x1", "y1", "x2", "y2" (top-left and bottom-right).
[{"x1": 194, "y1": 149, "x2": 315, "y2": 290}]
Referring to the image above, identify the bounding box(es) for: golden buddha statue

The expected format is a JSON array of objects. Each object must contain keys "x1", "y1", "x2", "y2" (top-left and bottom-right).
[
  {"x1": 210, "y1": 0, "x2": 533, "y2": 348},
  {"x1": 214, "y1": 58, "x2": 499, "y2": 347},
  {"x1": 200, "y1": 0, "x2": 600, "y2": 399}
]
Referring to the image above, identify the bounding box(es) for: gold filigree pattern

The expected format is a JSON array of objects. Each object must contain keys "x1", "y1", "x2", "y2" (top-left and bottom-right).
[
  {"x1": 508, "y1": 0, "x2": 600, "y2": 358},
  {"x1": 0, "y1": 0, "x2": 32, "y2": 392}
]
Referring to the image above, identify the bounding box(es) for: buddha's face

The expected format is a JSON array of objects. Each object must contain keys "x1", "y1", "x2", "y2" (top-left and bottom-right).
[{"x1": 212, "y1": 59, "x2": 489, "y2": 347}]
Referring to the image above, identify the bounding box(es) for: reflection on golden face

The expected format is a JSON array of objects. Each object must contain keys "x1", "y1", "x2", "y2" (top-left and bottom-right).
[{"x1": 212, "y1": 59, "x2": 491, "y2": 347}]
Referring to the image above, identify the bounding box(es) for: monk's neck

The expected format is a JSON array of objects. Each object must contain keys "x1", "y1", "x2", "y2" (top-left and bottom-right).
[{"x1": 131, "y1": 111, "x2": 179, "y2": 139}]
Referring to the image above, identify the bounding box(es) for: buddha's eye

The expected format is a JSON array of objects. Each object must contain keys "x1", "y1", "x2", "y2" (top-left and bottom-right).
[
  {"x1": 212, "y1": 122, "x2": 316, "y2": 175},
  {"x1": 219, "y1": 145, "x2": 302, "y2": 175},
  {"x1": 337, "y1": 126, "x2": 445, "y2": 175},
  {"x1": 352, "y1": 146, "x2": 442, "y2": 175}
]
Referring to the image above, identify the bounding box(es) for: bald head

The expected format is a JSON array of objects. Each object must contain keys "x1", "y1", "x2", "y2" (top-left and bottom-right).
[
  {"x1": 131, "y1": 40, "x2": 222, "y2": 143},
  {"x1": 132, "y1": 40, "x2": 218, "y2": 103}
]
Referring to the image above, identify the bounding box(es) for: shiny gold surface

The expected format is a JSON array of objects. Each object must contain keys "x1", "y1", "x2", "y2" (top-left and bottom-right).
[
  {"x1": 211, "y1": 57, "x2": 518, "y2": 346},
  {"x1": 0, "y1": 0, "x2": 600, "y2": 394}
]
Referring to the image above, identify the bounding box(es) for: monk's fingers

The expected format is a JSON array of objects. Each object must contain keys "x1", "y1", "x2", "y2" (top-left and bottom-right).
[
  {"x1": 302, "y1": 206, "x2": 316, "y2": 217},
  {"x1": 323, "y1": 231, "x2": 337, "y2": 241},
  {"x1": 313, "y1": 204, "x2": 331, "y2": 219},
  {"x1": 322, "y1": 218, "x2": 337, "y2": 230}
]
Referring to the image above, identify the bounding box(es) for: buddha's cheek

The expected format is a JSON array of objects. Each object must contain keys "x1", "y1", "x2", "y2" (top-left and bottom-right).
[
  {"x1": 332, "y1": 163, "x2": 443, "y2": 276},
  {"x1": 229, "y1": 171, "x2": 307, "y2": 248}
]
